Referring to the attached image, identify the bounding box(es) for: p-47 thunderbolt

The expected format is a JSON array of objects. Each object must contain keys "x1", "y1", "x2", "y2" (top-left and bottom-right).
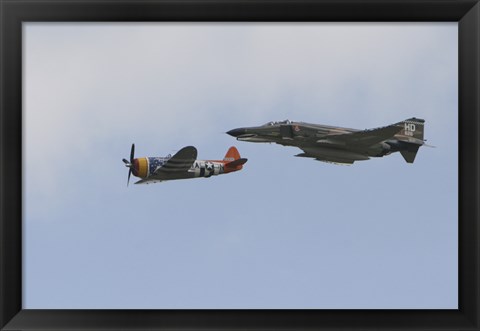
[
  {"x1": 122, "y1": 145, "x2": 247, "y2": 185},
  {"x1": 227, "y1": 118, "x2": 429, "y2": 165}
]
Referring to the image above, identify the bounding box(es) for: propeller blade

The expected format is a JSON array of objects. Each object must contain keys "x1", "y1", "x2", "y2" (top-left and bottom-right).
[
  {"x1": 130, "y1": 143, "x2": 135, "y2": 163},
  {"x1": 122, "y1": 144, "x2": 135, "y2": 186},
  {"x1": 125, "y1": 143, "x2": 135, "y2": 187}
]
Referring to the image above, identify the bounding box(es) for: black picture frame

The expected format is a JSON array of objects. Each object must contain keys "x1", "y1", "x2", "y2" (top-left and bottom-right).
[{"x1": 1, "y1": 0, "x2": 478, "y2": 330}]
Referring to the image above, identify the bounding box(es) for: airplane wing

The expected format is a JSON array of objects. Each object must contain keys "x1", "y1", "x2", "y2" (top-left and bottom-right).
[
  {"x1": 317, "y1": 124, "x2": 403, "y2": 148},
  {"x1": 134, "y1": 146, "x2": 197, "y2": 184},
  {"x1": 154, "y1": 146, "x2": 197, "y2": 175},
  {"x1": 135, "y1": 178, "x2": 163, "y2": 185}
]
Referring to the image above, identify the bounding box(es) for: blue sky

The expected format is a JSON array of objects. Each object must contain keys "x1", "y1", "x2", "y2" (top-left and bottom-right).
[{"x1": 23, "y1": 23, "x2": 457, "y2": 309}]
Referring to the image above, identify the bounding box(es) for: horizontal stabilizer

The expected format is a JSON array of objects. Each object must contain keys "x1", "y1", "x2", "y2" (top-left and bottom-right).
[
  {"x1": 225, "y1": 158, "x2": 248, "y2": 167},
  {"x1": 400, "y1": 145, "x2": 420, "y2": 163}
]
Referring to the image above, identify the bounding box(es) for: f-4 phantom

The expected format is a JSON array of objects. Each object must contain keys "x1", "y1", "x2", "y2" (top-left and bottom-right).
[
  {"x1": 227, "y1": 118, "x2": 429, "y2": 165},
  {"x1": 122, "y1": 145, "x2": 247, "y2": 185}
]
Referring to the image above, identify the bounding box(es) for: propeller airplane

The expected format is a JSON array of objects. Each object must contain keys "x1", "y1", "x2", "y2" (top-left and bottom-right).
[{"x1": 122, "y1": 145, "x2": 247, "y2": 185}]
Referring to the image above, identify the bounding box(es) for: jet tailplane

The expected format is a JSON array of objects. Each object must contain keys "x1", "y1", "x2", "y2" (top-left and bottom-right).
[{"x1": 400, "y1": 144, "x2": 420, "y2": 163}]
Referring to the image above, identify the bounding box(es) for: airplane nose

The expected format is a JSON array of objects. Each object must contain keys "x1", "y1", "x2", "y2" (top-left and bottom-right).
[{"x1": 227, "y1": 128, "x2": 246, "y2": 137}]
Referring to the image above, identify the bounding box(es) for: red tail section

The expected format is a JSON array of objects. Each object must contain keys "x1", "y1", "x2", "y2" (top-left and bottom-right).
[
  {"x1": 223, "y1": 147, "x2": 247, "y2": 173},
  {"x1": 223, "y1": 146, "x2": 241, "y2": 162}
]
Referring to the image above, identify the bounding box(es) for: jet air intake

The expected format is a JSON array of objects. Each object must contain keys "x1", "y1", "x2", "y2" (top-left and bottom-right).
[{"x1": 280, "y1": 125, "x2": 293, "y2": 139}]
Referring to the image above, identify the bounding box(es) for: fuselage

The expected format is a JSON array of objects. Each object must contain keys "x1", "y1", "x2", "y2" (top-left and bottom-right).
[
  {"x1": 227, "y1": 119, "x2": 426, "y2": 164},
  {"x1": 229, "y1": 121, "x2": 385, "y2": 154},
  {"x1": 123, "y1": 145, "x2": 247, "y2": 185},
  {"x1": 132, "y1": 156, "x2": 235, "y2": 180}
]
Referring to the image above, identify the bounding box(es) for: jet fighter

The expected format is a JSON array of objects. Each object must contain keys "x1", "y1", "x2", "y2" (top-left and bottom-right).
[
  {"x1": 227, "y1": 118, "x2": 429, "y2": 165},
  {"x1": 122, "y1": 145, "x2": 247, "y2": 185}
]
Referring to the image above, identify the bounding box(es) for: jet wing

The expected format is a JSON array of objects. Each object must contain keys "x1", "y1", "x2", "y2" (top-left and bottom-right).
[{"x1": 318, "y1": 124, "x2": 402, "y2": 148}]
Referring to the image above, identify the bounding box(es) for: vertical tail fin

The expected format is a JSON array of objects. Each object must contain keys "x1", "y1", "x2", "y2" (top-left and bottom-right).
[
  {"x1": 223, "y1": 147, "x2": 247, "y2": 172},
  {"x1": 397, "y1": 117, "x2": 425, "y2": 141},
  {"x1": 223, "y1": 146, "x2": 241, "y2": 162},
  {"x1": 396, "y1": 118, "x2": 425, "y2": 163}
]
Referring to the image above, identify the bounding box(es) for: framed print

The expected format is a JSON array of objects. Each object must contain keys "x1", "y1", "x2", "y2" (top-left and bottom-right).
[{"x1": 1, "y1": 0, "x2": 479, "y2": 330}]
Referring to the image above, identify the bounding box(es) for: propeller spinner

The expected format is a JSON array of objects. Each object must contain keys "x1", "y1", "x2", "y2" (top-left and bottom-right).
[{"x1": 122, "y1": 143, "x2": 135, "y2": 186}]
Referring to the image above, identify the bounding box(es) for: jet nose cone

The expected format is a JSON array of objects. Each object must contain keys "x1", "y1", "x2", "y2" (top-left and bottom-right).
[{"x1": 227, "y1": 128, "x2": 246, "y2": 137}]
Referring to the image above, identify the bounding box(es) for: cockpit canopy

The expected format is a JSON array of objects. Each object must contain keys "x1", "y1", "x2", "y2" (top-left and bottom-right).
[{"x1": 263, "y1": 120, "x2": 291, "y2": 126}]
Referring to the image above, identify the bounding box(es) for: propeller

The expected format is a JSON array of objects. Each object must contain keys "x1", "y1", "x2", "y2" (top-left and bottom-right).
[{"x1": 122, "y1": 143, "x2": 135, "y2": 186}]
